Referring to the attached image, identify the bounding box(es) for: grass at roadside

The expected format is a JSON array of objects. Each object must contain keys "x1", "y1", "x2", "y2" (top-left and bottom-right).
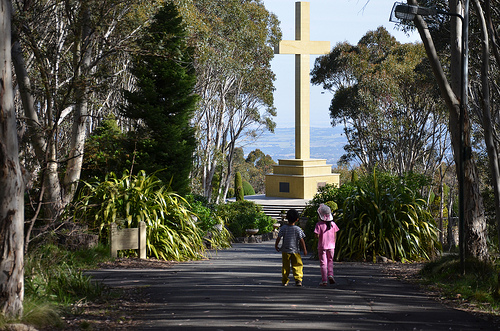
[
  {"x1": 0, "y1": 243, "x2": 115, "y2": 329},
  {"x1": 420, "y1": 254, "x2": 500, "y2": 314}
]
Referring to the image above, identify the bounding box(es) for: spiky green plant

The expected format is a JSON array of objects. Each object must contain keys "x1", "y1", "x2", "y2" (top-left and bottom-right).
[
  {"x1": 73, "y1": 171, "x2": 208, "y2": 261},
  {"x1": 339, "y1": 171, "x2": 439, "y2": 261},
  {"x1": 304, "y1": 169, "x2": 440, "y2": 261}
]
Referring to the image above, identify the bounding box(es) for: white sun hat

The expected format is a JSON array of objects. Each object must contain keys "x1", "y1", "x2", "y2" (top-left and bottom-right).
[{"x1": 317, "y1": 203, "x2": 333, "y2": 221}]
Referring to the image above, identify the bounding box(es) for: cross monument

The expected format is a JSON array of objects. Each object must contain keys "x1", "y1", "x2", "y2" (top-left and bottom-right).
[
  {"x1": 275, "y1": 1, "x2": 330, "y2": 159},
  {"x1": 265, "y1": 2, "x2": 339, "y2": 199}
]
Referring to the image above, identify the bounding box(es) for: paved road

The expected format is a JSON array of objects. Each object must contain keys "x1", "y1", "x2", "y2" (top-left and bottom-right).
[{"x1": 90, "y1": 241, "x2": 498, "y2": 330}]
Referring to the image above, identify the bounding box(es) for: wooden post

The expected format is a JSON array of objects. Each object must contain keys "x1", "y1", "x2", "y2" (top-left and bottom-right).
[
  {"x1": 110, "y1": 223, "x2": 118, "y2": 258},
  {"x1": 138, "y1": 221, "x2": 146, "y2": 259}
]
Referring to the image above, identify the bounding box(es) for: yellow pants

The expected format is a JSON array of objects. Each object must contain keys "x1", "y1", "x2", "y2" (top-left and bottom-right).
[{"x1": 281, "y1": 252, "x2": 303, "y2": 284}]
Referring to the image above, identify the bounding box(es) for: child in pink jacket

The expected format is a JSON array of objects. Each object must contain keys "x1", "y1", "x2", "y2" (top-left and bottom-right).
[{"x1": 314, "y1": 204, "x2": 340, "y2": 286}]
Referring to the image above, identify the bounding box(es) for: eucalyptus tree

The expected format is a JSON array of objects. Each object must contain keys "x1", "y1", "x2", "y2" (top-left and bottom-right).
[
  {"x1": 11, "y1": 0, "x2": 160, "y2": 221},
  {"x1": 0, "y1": 0, "x2": 24, "y2": 317},
  {"x1": 175, "y1": 0, "x2": 280, "y2": 202},
  {"x1": 245, "y1": 148, "x2": 276, "y2": 194},
  {"x1": 405, "y1": 0, "x2": 489, "y2": 259},
  {"x1": 232, "y1": 147, "x2": 276, "y2": 194},
  {"x1": 311, "y1": 27, "x2": 449, "y2": 179},
  {"x1": 466, "y1": 0, "x2": 500, "y2": 247}
]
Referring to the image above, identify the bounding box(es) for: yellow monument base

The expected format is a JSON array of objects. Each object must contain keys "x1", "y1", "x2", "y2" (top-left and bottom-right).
[{"x1": 265, "y1": 159, "x2": 339, "y2": 200}]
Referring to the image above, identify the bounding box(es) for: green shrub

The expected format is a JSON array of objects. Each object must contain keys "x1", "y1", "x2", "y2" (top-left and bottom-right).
[
  {"x1": 185, "y1": 194, "x2": 232, "y2": 249},
  {"x1": 242, "y1": 180, "x2": 255, "y2": 196},
  {"x1": 216, "y1": 200, "x2": 273, "y2": 237},
  {"x1": 235, "y1": 172, "x2": 244, "y2": 201},
  {"x1": 72, "y1": 170, "x2": 206, "y2": 261},
  {"x1": 303, "y1": 169, "x2": 440, "y2": 261}
]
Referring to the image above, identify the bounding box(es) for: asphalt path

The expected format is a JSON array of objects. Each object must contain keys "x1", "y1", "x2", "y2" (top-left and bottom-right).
[{"x1": 89, "y1": 240, "x2": 499, "y2": 331}]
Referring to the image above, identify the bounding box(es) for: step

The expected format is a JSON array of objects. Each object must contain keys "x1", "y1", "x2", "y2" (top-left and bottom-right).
[{"x1": 226, "y1": 194, "x2": 309, "y2": 221}]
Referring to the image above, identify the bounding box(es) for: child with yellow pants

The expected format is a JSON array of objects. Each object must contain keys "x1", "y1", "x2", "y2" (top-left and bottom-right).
[{"x1": 275, "y1": 209, "x2": 307, "y2": 286}]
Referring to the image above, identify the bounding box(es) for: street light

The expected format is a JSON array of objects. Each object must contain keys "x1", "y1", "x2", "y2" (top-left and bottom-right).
[
  {"x1": 390, "y1": 2, "x2": 468, "y2": 273},
  {"x1": 390, "y1": 2, "x2": 464, "y2": 23},
  {"x1": 390, "y1": 3, "x2": 439, "y2": 20}
]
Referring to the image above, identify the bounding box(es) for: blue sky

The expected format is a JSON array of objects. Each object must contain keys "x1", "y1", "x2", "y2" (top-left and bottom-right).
[{"x1": 263, "y1": 0, "x2": 421, "y2": 128}]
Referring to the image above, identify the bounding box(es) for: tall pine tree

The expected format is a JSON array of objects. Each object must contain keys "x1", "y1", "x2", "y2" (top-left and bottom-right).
[{"x1": 123, "y1": 2, "x2": 198, "y2": 194}]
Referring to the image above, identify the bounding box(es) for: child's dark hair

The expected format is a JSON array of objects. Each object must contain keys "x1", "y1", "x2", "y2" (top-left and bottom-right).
[{"x1": 286, "y1": 209, "x2": 299, "y2": 223}]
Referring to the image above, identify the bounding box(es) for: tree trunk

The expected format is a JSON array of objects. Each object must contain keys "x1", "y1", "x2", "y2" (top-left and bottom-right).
[
  {"x1": 439, "y1": 167, "x2": 444, "y2": 245},
  {"x1": 219, "y1": 139, "x2": 236, "y2": 203},
  {"x1": 0, "y1": 0, "x2": 24, "y2": 317},
  {"x1": 447, "y1": 190, "x2": 457, "y2": 250},
  {"x1": 11, "y1": 34, "x2": 46, "y2": 160},
  {"x1": 42, "y1": 141, "x2": 63, "y2": 219},
  {"x1": 409, "y1": 0, "x2": 488, "y2": 260},
  {"x1": 473, "y1": 0, "x2": 500, "y2": 249},
  {"x1": 63, "y1": 6, "x2": 92, "y2": 207}
]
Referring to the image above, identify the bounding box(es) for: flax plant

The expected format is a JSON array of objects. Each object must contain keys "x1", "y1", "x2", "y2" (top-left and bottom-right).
[
  {"x1": 73, "y1": 171, "x2": 212, "y2": 261},
  {"x1": 305, "y1": 170, "x2": 440, "y2": 261},
  {"x1": 339, "y1": 174, "x2": 439, "y2": 261}
]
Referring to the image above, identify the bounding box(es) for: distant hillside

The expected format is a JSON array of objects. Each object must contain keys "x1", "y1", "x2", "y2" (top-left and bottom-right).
[{"x1": 240, "y1": 127, "x2": 346, "y2": 166}]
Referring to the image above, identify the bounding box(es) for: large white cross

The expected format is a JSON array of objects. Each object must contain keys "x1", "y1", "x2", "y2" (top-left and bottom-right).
[{"x1": 275, "y1": 2, "x2": 330, "y2": 160}]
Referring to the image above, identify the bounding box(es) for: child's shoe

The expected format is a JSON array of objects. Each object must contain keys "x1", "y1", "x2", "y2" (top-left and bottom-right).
[
  {"x1": 295, "y1": 280, "x2": 302, "y2": 286},
  {"x1": 328, "y1": 276, "x2": 335, "y2": 284}
]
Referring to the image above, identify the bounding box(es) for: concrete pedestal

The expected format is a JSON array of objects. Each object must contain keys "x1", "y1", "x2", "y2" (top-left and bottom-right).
[{"x1": 265, "y1": 159, "x2": 339, "y2": 200}]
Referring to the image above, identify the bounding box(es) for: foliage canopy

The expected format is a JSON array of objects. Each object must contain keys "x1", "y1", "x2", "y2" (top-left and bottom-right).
[{"x1": 311, "y1": 27, "x2": 448, "y2": 177}]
